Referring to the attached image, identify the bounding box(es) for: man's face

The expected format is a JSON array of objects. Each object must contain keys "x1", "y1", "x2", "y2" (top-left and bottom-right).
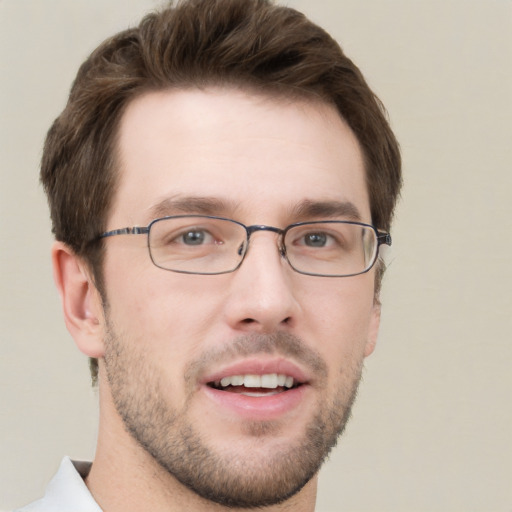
[{"x1": 99, "y1": 88, "x2": 380, "y2": 507}]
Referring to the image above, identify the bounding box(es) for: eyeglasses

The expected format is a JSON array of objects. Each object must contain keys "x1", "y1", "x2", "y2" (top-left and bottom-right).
[{"x1": 99, "y1": 215, "x2": 391, "y2": 277}]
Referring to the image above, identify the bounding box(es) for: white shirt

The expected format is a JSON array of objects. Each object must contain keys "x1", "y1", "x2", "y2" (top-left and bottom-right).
[{"x1": 14, "y1": 457, "x2": 101, "y2": 512}]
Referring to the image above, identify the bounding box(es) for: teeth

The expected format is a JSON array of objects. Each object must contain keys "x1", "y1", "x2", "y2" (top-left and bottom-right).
[
  {"x1": 215, "y1": 373, "x2": 295, "y2": 389},
  {"x1": 220, "y1": 376, "x2": 231, "y2": 387},
  {"x1": 244, "y1": 374, "x2": 261, "y2": 388},
  {"x1": 261, "y1": 374, "x2": 278, "y2": 388},
  {"x1": 231, "y1": 375, "x2": 244, "y2": 386},
  {"x1": 243, "y1": 391, "x2": 281, "y2": 397}
]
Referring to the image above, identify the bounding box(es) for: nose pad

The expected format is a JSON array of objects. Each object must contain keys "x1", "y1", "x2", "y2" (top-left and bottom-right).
[{"x1": 239, "y1": 231, "x2": 287, "y2": 264}]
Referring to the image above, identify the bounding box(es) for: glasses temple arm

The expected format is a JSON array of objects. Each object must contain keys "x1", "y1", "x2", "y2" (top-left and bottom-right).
[
  {"x1": 100, "y1": 226, "x2": 150, "y2": 238},
  {"x1": 377, "y1": 232, "x2": 392, "y2": 246}
]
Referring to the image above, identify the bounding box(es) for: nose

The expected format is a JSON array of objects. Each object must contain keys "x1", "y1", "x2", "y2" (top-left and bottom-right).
[{"x1": 223, "y1": 231, "x2": 300, "y2": 333}]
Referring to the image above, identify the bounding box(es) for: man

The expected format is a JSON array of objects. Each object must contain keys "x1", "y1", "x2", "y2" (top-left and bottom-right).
[{"x1": 17, "y1": 0, "x2": 401, "y2": 510}]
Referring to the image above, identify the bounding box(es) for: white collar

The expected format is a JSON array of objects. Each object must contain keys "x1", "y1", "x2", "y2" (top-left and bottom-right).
[{"x1": 16, "y1": 457, "x2": 101, "y2": 512}]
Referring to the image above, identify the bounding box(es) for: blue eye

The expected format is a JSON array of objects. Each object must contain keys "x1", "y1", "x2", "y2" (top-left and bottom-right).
[
  {"x1": 304, "y1": 233, "x2": 328, "y2": 247},
  {"x1": 182, "y1": 230, "x2": 206, "y2": 245}
]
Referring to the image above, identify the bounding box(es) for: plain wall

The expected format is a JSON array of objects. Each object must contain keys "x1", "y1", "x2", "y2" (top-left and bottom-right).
[{"x1": 1, "y1": 1, "x2": 510, "y2": 510}]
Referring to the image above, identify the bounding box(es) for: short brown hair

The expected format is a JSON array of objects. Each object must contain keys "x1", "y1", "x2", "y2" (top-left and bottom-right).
[{"x1": 41, "y1": 0, "x2": 402, "y2": 381}]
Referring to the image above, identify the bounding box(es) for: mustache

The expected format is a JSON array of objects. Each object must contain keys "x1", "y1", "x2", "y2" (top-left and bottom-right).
[{"x1": 184, "y1": 332, "x2": 328, "y2": 386}]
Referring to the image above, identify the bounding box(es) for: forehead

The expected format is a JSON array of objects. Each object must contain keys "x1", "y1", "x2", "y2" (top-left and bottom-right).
[{"x1": 111, "y1": 87, "x2": 369, "y2": 226}]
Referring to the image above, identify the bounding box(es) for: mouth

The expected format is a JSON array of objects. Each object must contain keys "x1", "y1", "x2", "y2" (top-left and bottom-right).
[
  {"x1": 207, "y1": 373, "x2": 302, "y2": 397},
  {"x1": 200, "y1": 359, "x2": 310, "y2": 420}
]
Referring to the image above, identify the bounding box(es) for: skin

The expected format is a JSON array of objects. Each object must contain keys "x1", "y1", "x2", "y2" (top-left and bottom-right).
[{"x1": 53, "y1": 88, "x2": 381, "y2": 512}]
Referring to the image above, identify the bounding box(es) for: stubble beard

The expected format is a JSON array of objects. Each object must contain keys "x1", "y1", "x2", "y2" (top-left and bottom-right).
[{"x1": 103, "y1": 319, "x2": 365, "y2": 508}]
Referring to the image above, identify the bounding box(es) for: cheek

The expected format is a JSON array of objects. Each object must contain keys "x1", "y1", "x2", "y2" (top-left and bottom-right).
[
  {"x1": 297, "y1": 276, "x2": 376, "y2": 361},
  {"x1": 105, "y1": 267, "x2": 225, "y2": 360}
]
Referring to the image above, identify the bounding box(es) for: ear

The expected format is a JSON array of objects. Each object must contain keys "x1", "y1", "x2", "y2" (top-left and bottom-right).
[
  {"x1": 364, "y1": 301, "x2": 381, "y2": 357},
  {"x1": 52, "y1": 241, "x2": 105, "y2": 358}
]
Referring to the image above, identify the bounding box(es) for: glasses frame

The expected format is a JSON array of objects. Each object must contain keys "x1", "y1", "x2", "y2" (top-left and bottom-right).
[{"x1": 98, "y1": 215, "x2": 392, "y2": 277}]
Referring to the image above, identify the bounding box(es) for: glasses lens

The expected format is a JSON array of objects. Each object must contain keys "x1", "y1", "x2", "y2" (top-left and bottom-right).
[
  {"x1": 284, "y1": 222, "x2": 377, "y2": 277},
  {"x1": 148, "y1": 216, "x2": 246, "y2": 274}
]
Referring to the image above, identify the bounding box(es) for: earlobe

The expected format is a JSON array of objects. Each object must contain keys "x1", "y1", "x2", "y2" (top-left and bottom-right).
[
  {"x1": 52, "y1": 241, "x2": 105, "y2": 358},
  {"x1": 364, "y1": 301, "x2": 381, "y2": 357}
]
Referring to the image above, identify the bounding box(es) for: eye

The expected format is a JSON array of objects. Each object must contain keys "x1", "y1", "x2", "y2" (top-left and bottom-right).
[
  {"x1": 303, "y1": 232, "x2": 329, "y2": 247},
  {"x1": 287, "y1": 225, "x2": 348, "y2": 252},
  {"x1": 181, "y1": 229, "x2": 211, "y2": 245}
]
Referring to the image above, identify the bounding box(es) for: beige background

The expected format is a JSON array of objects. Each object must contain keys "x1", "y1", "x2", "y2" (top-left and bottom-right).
[{"x1": 1, "y1": 1, "x2": 511, "y2": 511}]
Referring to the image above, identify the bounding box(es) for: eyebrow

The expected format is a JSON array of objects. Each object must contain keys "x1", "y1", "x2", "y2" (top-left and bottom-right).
[
  {"x1": 290, "y1": 199, "x2": 362, "y2": 222},
  {"x1": 146, "y1": 196, "x2": 362, "y2": 223},
  {"x1": 147, "y1": 196, "x2": 237, "y2": 220}
]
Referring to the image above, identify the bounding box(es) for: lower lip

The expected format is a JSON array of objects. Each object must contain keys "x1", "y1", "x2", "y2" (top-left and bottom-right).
[{"x1": 202, "y1": 385, "x2": 308, "y2": 421}]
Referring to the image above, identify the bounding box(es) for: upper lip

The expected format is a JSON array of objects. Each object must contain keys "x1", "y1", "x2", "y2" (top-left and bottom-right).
[{"x1": 200, "y1": 357, "x2": 310, "y2": 386}]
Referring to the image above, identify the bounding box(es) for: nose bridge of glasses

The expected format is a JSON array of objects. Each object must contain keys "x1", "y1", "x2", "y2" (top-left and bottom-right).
[
  {"x1": 243, "y1": 225, "x2": 286, "y2": 256},
  {"x1": 245, "y1": 225, "x2": 283, "y2": 236}
]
